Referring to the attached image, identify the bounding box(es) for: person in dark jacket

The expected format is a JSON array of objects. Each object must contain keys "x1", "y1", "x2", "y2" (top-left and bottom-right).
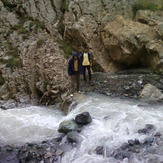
[
  {"x1": 80, "y1": 47, "x2": 92, "y2": 82},
  {"x1": 68, "y1": 52, "x2": 83, "y2": 92}
]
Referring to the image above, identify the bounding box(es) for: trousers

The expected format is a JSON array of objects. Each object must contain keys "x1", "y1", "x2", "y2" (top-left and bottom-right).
[
  {"x1": 83, "y1": 65, "x2": 91, "y2": 81},
  {"x1": 71, "y1": 72, "x2": 80, "y2": 91}
]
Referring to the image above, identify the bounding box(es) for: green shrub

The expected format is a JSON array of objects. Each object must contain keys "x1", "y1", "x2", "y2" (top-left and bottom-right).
[
  {"x1": 12, "y1": 24, "x2": 27, "y2": 34},
  {"x1": 6, "y1": 41, "x2": 19, "y2": 57},
  {"x1": 17, "y1": 27, "x2": 27, "y2": 34},
  {"x1": 11, "y1": 17, "x2": 28, "y2": 34},
  {"x1": 37, "y1": 39, "x2": 45, "y2": 48},
  {"x1": 58, "y1": 39, "x2": 73, "y2": 58},
  {"x1": 43, "y1": 80, "x2": 49, "y2": 89},
  {"x1": 133, "y1": 0, "x2": 163, "y2": 13},
  {"x1": 29, "y1": 20, "x2": 46, "y2": 33},
  {"x1": 0, "y1": 72, "x2": 4, "y2": 85},
  {"x1": 57, "y1": 22, "x2": 65, "y2": 36},
  {"x1": 6, "y1": 45, "x2": 18, "y2": 57},
  {"x1": 5, "y1": 57, "x2": 23, "y2": 68},
  {"x1": 60, "y1": 0, "x2": 69, "y2": 13}
]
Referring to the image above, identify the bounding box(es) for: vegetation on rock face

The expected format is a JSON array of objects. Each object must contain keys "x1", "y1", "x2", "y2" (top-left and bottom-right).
[
  {"x1": 60, "y1": 0, "x2": 69, "y2": 13},
  {"x1": 58, "y1": 39, "x2": 73, "y2": 58},
  {"x1": 37, "y1": 39, "x2": 45, "y2": 48},
  {"x1": 57, "y1": 15, "x2": 65, "y2": 36},
  {"x1": 29, "y1": 20, "x2": 46, "y2": 33},
  {"x1": 0, "y1": 72, "x2": 4, "y2": 85},
  {"x1": 5, "y1": 43, "x2": 22, "y2": 68},
  {"x1": 6, "y1": 43, "x2": 18, "y2": 56},
  {"x1": 11, "y1": 23, "x2": 27, "y2": 34},
  {"x1": 133, "y1": 0, "x2": 163, "y2": 13},
  {"x1": 5, "y1": 57, "x2": 22, "y2": 68}
]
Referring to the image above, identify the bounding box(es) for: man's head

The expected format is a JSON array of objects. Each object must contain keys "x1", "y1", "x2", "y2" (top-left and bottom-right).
[
  {"x1": 72, "y1": 52, "x2": 78, "y2": 60},
  {"x1": 84, "y1": 47, "x2": 88, "y2": 52}
]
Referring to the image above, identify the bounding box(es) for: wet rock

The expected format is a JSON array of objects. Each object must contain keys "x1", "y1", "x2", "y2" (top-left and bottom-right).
[
  {"x1": 59, "y1": 143, "x2": 73, "y2": 152},
  {"x1": 0, "y1": 151, "x2": 19, "y2": 163},
  {"x1": 114, "y1": 151, "x2": 131, "y2": 160},
  {"x1": 134, "y1": 139, "x2": 140, "y2": 145},
  {"x1": 44, "y1": 152, "x2": 52, "y2": 159},
  {"x1": 1, "y1": 100, "x2": 17, "y2": 110},
  {"x1": 55, "y1": 149, "x2": 64, "y2": 156},
  {"x1": 144, "y1": 137, "x2": 154, "y2": 145},
  {"x1": 75, "y1": 112, "x2": 92, "y2": 125},
  {"x1": 145, "y1": 124, "x2": 156, "y2": 130},
  {"x1": 123, "y1": 85, "x2": 130, "y2": 91},
  {"x1": 58, "y1": 119, "x2": 79, "y2": 134},
  {"x1": 154, "y1": 132, "x2": 161, "y2": 137},
  {"x1": 67, "y1": 131, "x2": 82, "y2": 144},
  {"x1": 128, "y1": 139, "x2": 135, "y2": 146},
  {"x1": 95, "y1": 146, "x2": 104, "y2": 156},
  {"x1": 121, "y1": 142, "x2": 130, "y2": 150},
  {"x1": 138, "y1": 128, "x2": 148, "y2": 134},
  {"x1": 138, "y1": 124, "x2": 156, "y2": 135}
]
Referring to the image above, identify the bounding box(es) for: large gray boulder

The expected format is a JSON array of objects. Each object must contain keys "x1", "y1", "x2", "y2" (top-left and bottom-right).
[{"x1": 140, "y1": 83, "x2": 163, "y2": 101}]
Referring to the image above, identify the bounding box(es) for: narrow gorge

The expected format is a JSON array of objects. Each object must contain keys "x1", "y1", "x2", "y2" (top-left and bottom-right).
[{"x1": 0, "y1": 0, "x2": 163, "y2": 163}]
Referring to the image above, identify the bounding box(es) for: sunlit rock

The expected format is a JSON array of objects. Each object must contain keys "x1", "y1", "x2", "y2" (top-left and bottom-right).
[{"x1": 140, "y1": 83, "x2": 163, "y2": 101}]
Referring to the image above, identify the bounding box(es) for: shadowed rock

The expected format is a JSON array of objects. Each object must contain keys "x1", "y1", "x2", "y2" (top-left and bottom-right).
[
  {"x1": 138, "y1": 124, "x2": 156, "y2": 135},
  {"x1": 95, "y1": 146, "x2": 104, "y2": 156},
  {"x1": 75, "y1": 112, "x2": 92, "y2": 125},
  {"x1": 67, "y1": 131, "x2": 83, "y2": 144}
]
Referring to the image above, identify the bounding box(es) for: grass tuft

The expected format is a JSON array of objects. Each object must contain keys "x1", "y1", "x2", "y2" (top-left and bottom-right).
[{"x1": 133, "y1": 0, "x2": 163, "y2": 13}]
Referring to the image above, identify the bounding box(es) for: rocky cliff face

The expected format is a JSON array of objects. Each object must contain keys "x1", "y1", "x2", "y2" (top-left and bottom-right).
[
  {"x1": 0, "y1": 0, "x2": 162, "y2": 104},
  {"x1": 0, "y1": 0, "x2": 70, "y2": 104},
  {"x1": 64, "y1": 0, "x2": 163, "y2": 72}
]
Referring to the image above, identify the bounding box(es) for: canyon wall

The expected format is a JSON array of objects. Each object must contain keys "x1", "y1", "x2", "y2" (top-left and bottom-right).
[{"x1": 0, "y1": 0, "x2": 162, "y2": 103}]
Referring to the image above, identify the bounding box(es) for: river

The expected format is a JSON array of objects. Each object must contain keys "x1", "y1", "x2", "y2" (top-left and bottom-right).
[{"x1": 0, "y1": 93, "x2": 163, "y2": 163}]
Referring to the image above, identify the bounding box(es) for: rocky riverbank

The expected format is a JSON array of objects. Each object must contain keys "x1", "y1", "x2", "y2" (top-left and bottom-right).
[
  {"x1": 0, "y1": 112, "x2": 92, "y2": 163},
  {"x1": 81, "y1": 70, "x2": 163, "y2": 101},
  {"x1": 61, "y1": 70, "x2": 163, "y2": 113},
  {"x1": 1, "y1": 111, "x2": 163, "y2": 163}
]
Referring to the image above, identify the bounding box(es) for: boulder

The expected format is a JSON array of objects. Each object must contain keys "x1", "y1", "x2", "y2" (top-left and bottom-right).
[
  {"x1": 136, "y1": 10, "x2": 163, "y2": 26},
  {"x1": 67, "y1": 131, "x2": 83, "y2": 143},
  {"x1": 58, "y1": 119, "x2": 79, "y2": 134},
  {"x1": 140, "y1": 84, "x2": 163, "y2": 101},
  {"x1": 138, "y1": 124, "x2": 156, "y2": 135},
  {"x1": 128, "y1": 139, "x2": 135, "y2": 146},
  {"x1": 75, "y1": 112, "x2": 92, "y2": 125},
  {"x1": 101, "y1": 16, "x2": 162, "y2": 71},
  {"x1": 1, "y1": 99, "x2": 17, "y2": 110}
]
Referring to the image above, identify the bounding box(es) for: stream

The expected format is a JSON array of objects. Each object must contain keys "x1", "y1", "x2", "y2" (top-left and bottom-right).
[{"x1": 0, "y1": 93, "x2": 163, "y2": 163}]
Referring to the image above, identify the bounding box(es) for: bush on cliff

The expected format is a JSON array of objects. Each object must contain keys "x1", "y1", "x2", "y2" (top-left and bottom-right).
[
  {"x1": 5, "y1": 57, "x2": 23, "y2": 68},
  {"x1": 0, "y1": 72, "x2": 4, "y2": 85},
  {"x1": 133, "y1": 0, "x2": 163, "y2": 13}
]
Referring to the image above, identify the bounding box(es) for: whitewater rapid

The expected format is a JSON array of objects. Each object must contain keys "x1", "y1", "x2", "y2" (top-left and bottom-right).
[{"x1": 0, "y1": 93, "x2": 162, "y2": 162}]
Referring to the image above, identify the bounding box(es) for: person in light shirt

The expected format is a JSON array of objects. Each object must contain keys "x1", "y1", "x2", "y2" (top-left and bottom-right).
[{"x1": 80, "y1": 47, "x2": 92, "y2": 82}]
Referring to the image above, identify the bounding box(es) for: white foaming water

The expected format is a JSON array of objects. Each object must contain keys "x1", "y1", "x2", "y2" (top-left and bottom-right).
[
  {"x1": 0, "y1": 106, "x2": 64, "y2": 145},
  {"x1": 62, "y1": 94, "x2": 163, "y2": 163},
  {"x1": 0, "y1": 93, "x2": 163, "y2": 162}
]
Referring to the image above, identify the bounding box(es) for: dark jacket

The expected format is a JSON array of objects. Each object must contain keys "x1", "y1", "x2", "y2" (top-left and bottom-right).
[
  {"x1": 80, "y1": 52, "x2": 91, "y2": 65},
  {"x1": 68, "y1": 53, "x2": 83, "y2": 75}
]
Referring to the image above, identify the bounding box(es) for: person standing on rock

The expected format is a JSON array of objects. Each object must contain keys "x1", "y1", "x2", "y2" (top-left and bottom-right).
[
  {"x1": 80, "y1": 47, "x2": 92, "y2": 82},
  {"x1": 68, "y1": 52, "x2": 83, "y2": 92}
]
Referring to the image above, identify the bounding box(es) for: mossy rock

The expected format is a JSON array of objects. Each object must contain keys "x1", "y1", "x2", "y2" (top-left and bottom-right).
[{"x1": 58, "y1": 119, "x2": 79, "y2": 134}]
